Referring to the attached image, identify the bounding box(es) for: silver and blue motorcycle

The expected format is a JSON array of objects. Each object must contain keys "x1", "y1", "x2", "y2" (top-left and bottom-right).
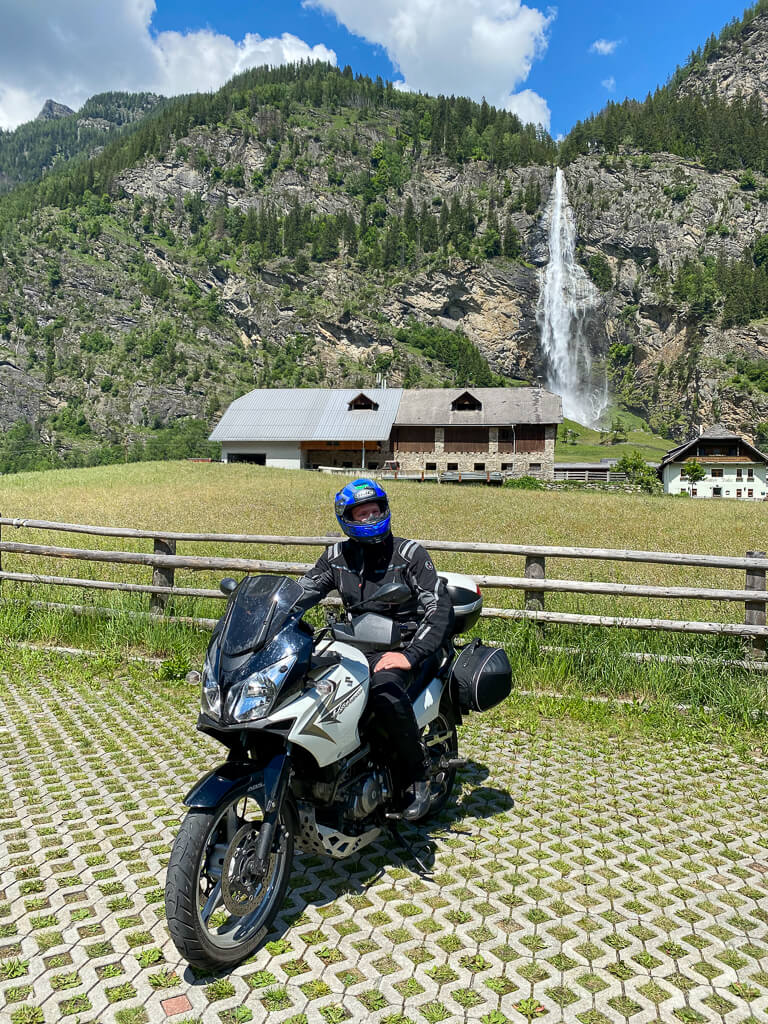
[{"x1": 165, "y1": 571, "x2": 483, "y2": 970}]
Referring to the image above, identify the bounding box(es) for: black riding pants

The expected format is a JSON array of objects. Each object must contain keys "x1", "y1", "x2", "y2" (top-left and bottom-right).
[{"x1": 362, "y1": 652, "x2": 431, "y2": 793}]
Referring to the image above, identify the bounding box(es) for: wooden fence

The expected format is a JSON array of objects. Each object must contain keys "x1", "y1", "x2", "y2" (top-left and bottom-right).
[{"x1": 1, "y1": 516, "x2": 767, "y2": 663}]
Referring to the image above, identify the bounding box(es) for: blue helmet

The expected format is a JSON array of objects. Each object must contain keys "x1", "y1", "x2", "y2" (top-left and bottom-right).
[{"x1": 334, "y1": 479, "x2": 391, "y2": 544}]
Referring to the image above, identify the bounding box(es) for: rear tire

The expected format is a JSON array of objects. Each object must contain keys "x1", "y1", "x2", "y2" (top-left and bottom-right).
[
  {"x1": 165, "y1": 790, "x2": 295, "y2": 970},
  {"x1": 413, "y1": 700, "x2": 459, "y2": 822}
]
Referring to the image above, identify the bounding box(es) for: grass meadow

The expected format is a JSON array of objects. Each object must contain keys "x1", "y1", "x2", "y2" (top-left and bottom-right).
[{"x1": 2, "y1": 461, "x2": 768, "y2": 733}]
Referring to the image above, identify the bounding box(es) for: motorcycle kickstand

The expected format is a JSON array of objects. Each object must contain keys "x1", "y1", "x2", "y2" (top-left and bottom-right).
[{"x1": 385, "y1": 819, "x2": 434, "y2": 878}]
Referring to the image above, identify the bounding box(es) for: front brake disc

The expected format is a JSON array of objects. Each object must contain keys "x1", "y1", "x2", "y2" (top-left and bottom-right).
[{"x1": 220, "y1": 823, "x2": 266, "y2": 916}]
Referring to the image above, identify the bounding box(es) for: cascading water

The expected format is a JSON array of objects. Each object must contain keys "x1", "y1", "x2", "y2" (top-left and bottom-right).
[{"x1": 537, "y1": 168, "x2": 608, "y2": 427}]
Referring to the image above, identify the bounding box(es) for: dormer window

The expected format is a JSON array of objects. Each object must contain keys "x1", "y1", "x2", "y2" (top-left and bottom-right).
[
  {"x1": 348, "y1": 393, "x2": 379, "y2": 411},
  {"x1": 451, "y1": 391, "x2": 482, "y2": 411}
]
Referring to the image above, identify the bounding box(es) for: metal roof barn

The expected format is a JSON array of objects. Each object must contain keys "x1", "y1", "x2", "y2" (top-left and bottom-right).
[{"x1": 209, "y1": 388, "x2": 404, "y2": 443}]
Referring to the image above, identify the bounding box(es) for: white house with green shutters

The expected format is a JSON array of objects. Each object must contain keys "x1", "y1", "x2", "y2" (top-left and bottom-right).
[{"x1": 658, "y1": 425, "x2": 768, "y2": 500}]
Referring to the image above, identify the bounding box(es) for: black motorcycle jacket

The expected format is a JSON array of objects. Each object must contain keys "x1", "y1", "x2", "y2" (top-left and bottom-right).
[{"x1": 297, "y1": 534, "x2": 453, "y2": 667}]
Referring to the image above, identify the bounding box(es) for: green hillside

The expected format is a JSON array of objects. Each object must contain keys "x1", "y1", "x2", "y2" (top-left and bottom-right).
[{"x1": 555, "y1": 415, "x2": 672, "y2": 463}]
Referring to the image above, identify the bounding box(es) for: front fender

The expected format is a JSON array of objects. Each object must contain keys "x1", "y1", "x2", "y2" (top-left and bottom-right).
[{"x1": 183, "y1": 760, "x2": 263, "y2": 808}]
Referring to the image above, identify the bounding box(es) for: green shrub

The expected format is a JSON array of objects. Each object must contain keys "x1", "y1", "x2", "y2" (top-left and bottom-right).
[{"x1": 503, "y1": 476, "x2": 545, "y2": 490}]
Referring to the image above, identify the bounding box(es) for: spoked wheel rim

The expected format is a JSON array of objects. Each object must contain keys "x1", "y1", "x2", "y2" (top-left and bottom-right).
[
  {"x1": 194, "y1": 794, "x2": 288, "y2": 951},
  {"x1": 423, "y1": 710, "x2": 458, "y2": 808}
]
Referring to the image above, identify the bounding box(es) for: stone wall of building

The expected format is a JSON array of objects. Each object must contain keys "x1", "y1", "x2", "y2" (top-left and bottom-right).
[{"x1": 392, "y1": 426, "x2": 556, "y2": 477}]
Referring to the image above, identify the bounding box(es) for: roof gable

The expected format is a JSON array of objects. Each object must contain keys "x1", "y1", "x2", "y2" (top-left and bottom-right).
[
  {"x1": 451, "y1": 391, "x2": 482, "y2": 411},
  {"x1": 660, "y1": 427, "x2": 768, "y2": 467},
  {"x1": 348, "y1": 392, "x2": 379, "y2": 411}
]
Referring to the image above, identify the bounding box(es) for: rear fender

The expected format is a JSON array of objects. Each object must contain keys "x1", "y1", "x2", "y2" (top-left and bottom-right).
[{"x1": 183, "y1": 760, "x2": 263, "y2": 808}]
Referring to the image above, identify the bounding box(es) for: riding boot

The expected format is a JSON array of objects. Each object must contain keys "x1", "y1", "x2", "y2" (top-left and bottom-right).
[
  {"x1": 403, "y1": 778, "x2": 432, "y2": 820},
  {"x1": 402, "y1": 745, "x2": 433, "y2": 820}
]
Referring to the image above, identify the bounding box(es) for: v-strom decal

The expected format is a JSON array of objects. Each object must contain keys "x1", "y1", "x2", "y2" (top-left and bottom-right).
[{"x1": 301, "y1": 682, "x2": 364, "y2": 741}]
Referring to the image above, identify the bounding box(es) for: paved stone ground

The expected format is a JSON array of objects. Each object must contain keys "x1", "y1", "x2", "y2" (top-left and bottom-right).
[{"x1": 2, "y1": 659, "x2": 768, "y2": 1024}]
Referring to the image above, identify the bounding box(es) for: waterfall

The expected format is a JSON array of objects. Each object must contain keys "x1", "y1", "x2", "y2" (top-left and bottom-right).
[{"x1": 537, "y1": 168, "x2": 607, "y2": 427}]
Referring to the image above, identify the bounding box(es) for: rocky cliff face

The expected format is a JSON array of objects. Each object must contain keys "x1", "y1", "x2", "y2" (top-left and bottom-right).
[
  {"x1": 562, "y1": 153, "x2": 768, "y2": 436},
  {"x1": 676, "y1": 11, "x2": 768, "y2": 111}
]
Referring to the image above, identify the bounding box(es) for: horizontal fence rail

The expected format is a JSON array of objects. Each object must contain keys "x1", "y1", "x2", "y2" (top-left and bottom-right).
[{"x1": 0, "y1": 516, "x2": 766, "y2": 660}]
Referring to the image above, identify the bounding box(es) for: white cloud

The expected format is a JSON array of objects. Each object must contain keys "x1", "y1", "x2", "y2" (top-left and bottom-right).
[
  {"x1": 590, "y1": 38, "x2": 620, "y2": 56},
  {"x1": 505, "y1": 89, "x2": 551, "y2": 130},
  {"x1": 601, "y1": 76, "x2": 616, "y2": 92},
  {"x1": 304, "y1": 0, "x2": 554, "y2": 130},
  {"x1": 0, "y1": 1, "x2": 336, "y2": 129}
]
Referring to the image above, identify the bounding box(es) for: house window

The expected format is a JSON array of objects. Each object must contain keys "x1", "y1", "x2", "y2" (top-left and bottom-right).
[
  {"x1": 426, "y1": 462, "x2": 436, "y2": 470},
  {"x1": 501, "y1": 463, "x2": 515, "y2": 470},
  {"x1": 749, "y1": 489, "x2": 754, "y2": 498},
  {"x1": 711, "y1": 468, "x2": 723, "y2": 477},
  {"x1": 348, "y1": 393, "x2": 379, "y2": 411},
  {"x1": 737, "y1": 489, "x2": 742, "y2": 498},
  {"x1": 747, "y1": 467, "x2": 754, "y2": 478},
  {"x1": 691, "y1": 488, "x2": 697, "y2": 496},
  {"x1": 529, "y1": 462, "x2": 542, "y2": 473},
  {"x1": 450, "y1": 391, "x2": 482, "y2": 411},
  {"x1": 713, "y1": 487, "x2": 722, "y2": 497},
  {"x1": 736, "y1": 468, "x2": 743, "y2": 478},
  {"x1": 447, "y1": 462, "x2": 458, "y2": 471},
  {"x1": 474, "y1": 462, "x2": 485, "y2": 471}
]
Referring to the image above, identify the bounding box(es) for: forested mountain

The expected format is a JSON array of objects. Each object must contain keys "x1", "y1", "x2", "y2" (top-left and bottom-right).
[
  {"x1": 0, "y1": 92, "x2": 163, "y2": 194},
  {"x1": 1, "y1": 5, "x2": 768, "y2": 473}
]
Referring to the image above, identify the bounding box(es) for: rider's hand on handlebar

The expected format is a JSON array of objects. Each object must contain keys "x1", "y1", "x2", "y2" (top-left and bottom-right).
[{"x1": 374, "y1": 651, "x2": 411, "y2": 672}]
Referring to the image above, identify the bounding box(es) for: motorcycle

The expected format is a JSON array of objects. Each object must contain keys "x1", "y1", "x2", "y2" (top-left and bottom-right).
[{"x1": 165, "y1": 570, "x2": 488, "y2": 970}]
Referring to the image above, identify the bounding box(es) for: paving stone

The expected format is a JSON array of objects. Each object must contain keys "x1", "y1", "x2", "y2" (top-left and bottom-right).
[{"x1": 1, "y1": 662, "x2": 768, "y2": 1023}]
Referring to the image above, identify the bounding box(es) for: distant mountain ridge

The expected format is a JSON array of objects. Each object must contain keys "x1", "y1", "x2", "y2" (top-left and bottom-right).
[
  {"x1": 36, "y1": 99, "x2": 75, "y2": 121},
  {"x1": 0, "y1": 91, "x2": 164, "y2": 193}
]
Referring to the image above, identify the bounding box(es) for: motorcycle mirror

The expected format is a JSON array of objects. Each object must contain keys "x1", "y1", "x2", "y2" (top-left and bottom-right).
[{"x1": 220, "y1": 577, "x2": 238, "y2": 596}]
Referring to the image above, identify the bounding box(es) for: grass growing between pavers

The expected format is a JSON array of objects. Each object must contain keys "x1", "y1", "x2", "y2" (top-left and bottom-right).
[{"x1": 1, "y1": 650, "x2": 768, "y2": 1023}]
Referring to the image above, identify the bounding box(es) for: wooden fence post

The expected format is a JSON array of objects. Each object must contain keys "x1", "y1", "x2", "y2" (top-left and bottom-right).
[
  {"x1": 524, "y1": 555, "x2": 546, "y2": 612},
  {"x1": 745, "y1": 549, "x2": 766, "y2": 659},
  {"x1": 150, "y1": 537, "x2": 176, "y2": 616}
]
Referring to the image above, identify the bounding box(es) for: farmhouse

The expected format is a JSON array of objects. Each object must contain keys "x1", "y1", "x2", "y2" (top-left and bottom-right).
[
  {"x1": 658, "y1": 424, "x2": 768, "y2": 499},
  {"x1": 209, "y1": 386, "x2": 562, "y2": 477}
]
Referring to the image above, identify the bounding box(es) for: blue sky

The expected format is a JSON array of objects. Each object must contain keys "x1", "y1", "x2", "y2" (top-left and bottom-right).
[{"x1": 0, "y1": 1, "x2": 754, "y2": 135}]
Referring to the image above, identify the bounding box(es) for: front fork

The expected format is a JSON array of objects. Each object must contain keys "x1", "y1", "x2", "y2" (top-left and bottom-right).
[{"x1": 253, "y1": 746, "x2": 293, "y2": 871}]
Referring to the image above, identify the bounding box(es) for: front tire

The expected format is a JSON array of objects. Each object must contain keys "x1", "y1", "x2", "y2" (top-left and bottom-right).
[{"x1": 165, "y1": 789, "x2": 295, "y2": 970}]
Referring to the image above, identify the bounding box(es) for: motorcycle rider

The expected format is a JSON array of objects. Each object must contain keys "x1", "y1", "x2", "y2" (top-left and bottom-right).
[{"x1": 297, "y1": 479, "x2": 453, "y2": 821}]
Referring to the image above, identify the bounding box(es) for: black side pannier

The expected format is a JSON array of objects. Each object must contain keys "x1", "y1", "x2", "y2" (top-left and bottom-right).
[{"x1": 451, "y1": 639, "x2": 512, "y2": 713}]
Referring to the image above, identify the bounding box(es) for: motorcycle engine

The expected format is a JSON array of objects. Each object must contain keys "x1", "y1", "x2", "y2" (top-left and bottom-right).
[{"x1": 346, "y1": 772, "x2": 385, "y2": 820}]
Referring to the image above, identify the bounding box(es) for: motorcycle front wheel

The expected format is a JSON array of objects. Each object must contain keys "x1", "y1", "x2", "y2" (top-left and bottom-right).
[{"x1": 165, "y1": 789, "x2": 295, "y2": 970}]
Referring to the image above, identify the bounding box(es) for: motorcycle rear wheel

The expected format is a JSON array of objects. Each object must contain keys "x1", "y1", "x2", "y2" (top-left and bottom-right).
[
  {"x1": 413, "y1": 700, "x2": 459, "y2": 821},
  {"x1": 165, "y1": 790, "x2": 295, "y2": 970}
]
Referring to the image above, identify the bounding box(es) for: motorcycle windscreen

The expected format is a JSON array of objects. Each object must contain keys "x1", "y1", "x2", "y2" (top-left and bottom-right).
[{"x1": 221, "y1": 575, "x2": 305, "y2": 657}]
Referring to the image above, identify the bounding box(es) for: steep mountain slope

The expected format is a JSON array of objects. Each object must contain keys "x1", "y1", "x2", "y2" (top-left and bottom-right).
[
  {"x1": 675, "y1": 1, "x2": 768, "y2": 110},
  {"x1": 2, "y1": 4, "x2": 768, "y2": 472},
  {"x1": 0, "y1": 64, "x2": 554, "y2": 469}
]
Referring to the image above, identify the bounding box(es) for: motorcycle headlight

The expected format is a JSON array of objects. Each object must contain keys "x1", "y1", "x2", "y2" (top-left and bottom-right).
[
  {"x1": 232, "y1": 655, "x2": 296, "y2": 723},
  {"x1": 200, "y1": 661, "x2": 221, "y2": 718}
]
